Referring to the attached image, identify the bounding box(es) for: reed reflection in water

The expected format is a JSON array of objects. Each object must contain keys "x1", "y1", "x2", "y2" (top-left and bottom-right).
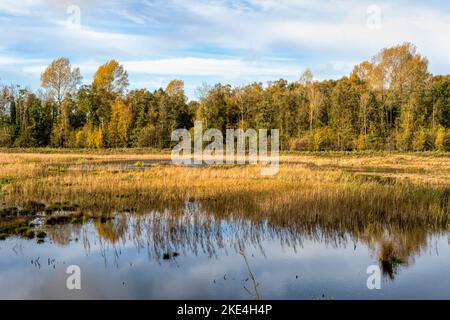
[{"x1": 0, "y1": 201, "x2": 448, "y2": 299}]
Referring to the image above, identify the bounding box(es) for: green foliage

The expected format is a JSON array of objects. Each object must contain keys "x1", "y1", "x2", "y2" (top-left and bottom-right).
[{"x1": 0, "y1": 44, "x2": 449, "y2": 151}]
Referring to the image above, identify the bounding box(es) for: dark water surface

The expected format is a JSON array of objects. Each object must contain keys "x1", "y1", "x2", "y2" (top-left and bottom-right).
[{"x1": 0, "y1": 204, "x2": 449, "y2": 299}]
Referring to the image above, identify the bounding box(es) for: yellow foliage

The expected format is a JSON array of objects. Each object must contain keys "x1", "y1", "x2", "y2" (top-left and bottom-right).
[
  {"x1": 412, "y1": 128, "x2": 427, "y2": 151},
  {"x1": 87, "y1": 127, "x2": 104, "y2": 149},
  {"x1": 357, "y1": 133, "x2": 366, "y2": 151},
  {"x1": 74, "y1": 129, "x2": 86, "y2": 148},
  {"x1": 108, "y1": 98, "x2": 131, "y2": 147},
  {"x1": 93, "y1": 60, "x2": 128, "y2": 95},
  {"x1": 435, "y1": 127, "x2": 445, "y2": 151},
  {"x1": 313, "y1": 129, "x2": 323, "y2": 151}
]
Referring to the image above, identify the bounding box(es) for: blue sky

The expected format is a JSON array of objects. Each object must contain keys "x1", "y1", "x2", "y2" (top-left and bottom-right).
[{"x1": 0, "y1": 0, "x2": 449, "y2": 99}]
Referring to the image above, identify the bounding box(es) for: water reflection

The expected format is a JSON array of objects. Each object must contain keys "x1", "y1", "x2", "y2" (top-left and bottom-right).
[
  {"x1": 0, "y1": 201, "x2": 449, "y2": 299},
  {"x1": 42, "y1": 201, "x2": 447, "y2": 281}
]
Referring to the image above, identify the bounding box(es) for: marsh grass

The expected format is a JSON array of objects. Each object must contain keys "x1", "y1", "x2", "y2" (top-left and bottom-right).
[
  {"x1": 0, "y1": 150, "x2": 448, "y2": 242},
  {"x1": 0, "y1": 218, "x2": 32, "y2": 239}
]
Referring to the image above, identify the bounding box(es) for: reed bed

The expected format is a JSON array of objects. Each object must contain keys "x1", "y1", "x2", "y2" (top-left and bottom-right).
[
  {"x1": 0, "y1": 151, "x2": 448, "y2": 228},
  {"x1": 1, "y1": 150, "x2": 448, "y2": 277}
]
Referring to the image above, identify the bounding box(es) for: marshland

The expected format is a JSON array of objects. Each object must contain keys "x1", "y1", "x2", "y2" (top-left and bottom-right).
[
  {"x1": 0, "y1": 150, "x2": 449, "y2": 299},
  {"x1": 1, "y1": 44, "x2": 450, "y2": 298}
]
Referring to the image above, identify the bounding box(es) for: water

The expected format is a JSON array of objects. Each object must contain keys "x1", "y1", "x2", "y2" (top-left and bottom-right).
[{"x1": 0, "y1": 205, "x2": 449, "y2": 299}]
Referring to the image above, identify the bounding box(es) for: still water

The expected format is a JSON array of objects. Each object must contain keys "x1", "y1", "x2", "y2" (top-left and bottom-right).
[{"x1": 0, "y1": 203, "x2": 449, "y2": 299}]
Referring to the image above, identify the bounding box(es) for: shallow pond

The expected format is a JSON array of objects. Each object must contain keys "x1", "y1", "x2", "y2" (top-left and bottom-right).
[{"x1": 0, "y1": 203, "x2": 449, "y2": 299}]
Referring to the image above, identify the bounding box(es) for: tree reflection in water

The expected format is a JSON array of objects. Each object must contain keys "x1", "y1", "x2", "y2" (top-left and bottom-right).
[{"x1": 44, "y1": 201, "x2": 447, "y2": 280}]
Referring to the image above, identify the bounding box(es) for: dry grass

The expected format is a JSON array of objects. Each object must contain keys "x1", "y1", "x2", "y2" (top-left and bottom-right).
[
  {"x1": 1, "y1": 150, "x2": 447, "y2": 275},
  {"x1": 0, "y1": 151, "x2": 449, "y2": 227}
]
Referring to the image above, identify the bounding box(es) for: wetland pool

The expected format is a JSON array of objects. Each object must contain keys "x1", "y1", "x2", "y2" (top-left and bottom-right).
[{"x1": 0, "y1": 203, "x2": 449, "y2": 299}]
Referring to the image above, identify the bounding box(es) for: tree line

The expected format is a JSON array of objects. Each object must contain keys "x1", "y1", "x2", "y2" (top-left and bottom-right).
[{"x1": 0, "y1": 43, "x2": 449, "y2": 151}]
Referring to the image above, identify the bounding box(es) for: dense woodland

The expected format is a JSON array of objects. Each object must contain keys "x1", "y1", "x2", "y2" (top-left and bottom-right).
[{"x1": 0, "y1": 43, "x2": 449, "y2": 151}]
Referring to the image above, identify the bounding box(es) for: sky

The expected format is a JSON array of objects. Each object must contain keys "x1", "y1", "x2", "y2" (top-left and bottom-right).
[{"x1": 0, "y1": 0, "x2": 449, "y2": 99}]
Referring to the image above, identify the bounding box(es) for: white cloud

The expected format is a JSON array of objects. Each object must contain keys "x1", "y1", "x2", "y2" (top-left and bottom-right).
[
  {"x1": 117, "y1": 10, "x2": 148, "y2": 25},
  {"x1": 0, "y1": 56, "x2": 28, "y2": 65},
  {"x1": 1, "y1": 0, "x2": 450, "y2": 93},
  {"x1": 171, "y1": 0, "x2": 450, "y2": 73},
  {"x1": 123, "y1": 57, "x2": 303, "y2": 77},
  {"x1": 247, "y1": 0, "x2": 334, "y2": 12},
  {"x1": 0, "y1": 54, "x2": 43, "y2": 67},
  {"x1": 0, "y1": 0, "x2": 43, "y2": 16}
]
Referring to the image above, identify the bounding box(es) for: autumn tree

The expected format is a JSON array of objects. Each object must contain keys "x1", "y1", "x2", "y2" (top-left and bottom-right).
[
  {"x1": 165, "y1": 79, "x2": 191, "y2": 129},
  {"x1": 108, "y1": 97, "x2": 131, "y2": 147},
  {"x1": 1, "y1": 43, "x2": 449, "y2": 151},
  {"x1": 93, "y1": 59, "x2": 129, "y2": 96},
  {"x1": 92, "y1": 60, "x2": 129, "y2": 138},
  {"x1": 41, "y1": 58, "x2": 81, "y2": 107}
]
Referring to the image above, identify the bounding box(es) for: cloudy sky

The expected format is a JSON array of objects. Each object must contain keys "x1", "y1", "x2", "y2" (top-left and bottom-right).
[{"x1": 0, "y1": 0, "x2": 449, "y2": 98}]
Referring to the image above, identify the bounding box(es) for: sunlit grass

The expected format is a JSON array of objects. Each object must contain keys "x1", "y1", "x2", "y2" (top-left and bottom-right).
[
  {"x1": 1, "y1": 150, "x2": 447, "y2": 277},
  {"x1": 0, "y1": 150, "x2": 448, "y2": 229}
]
